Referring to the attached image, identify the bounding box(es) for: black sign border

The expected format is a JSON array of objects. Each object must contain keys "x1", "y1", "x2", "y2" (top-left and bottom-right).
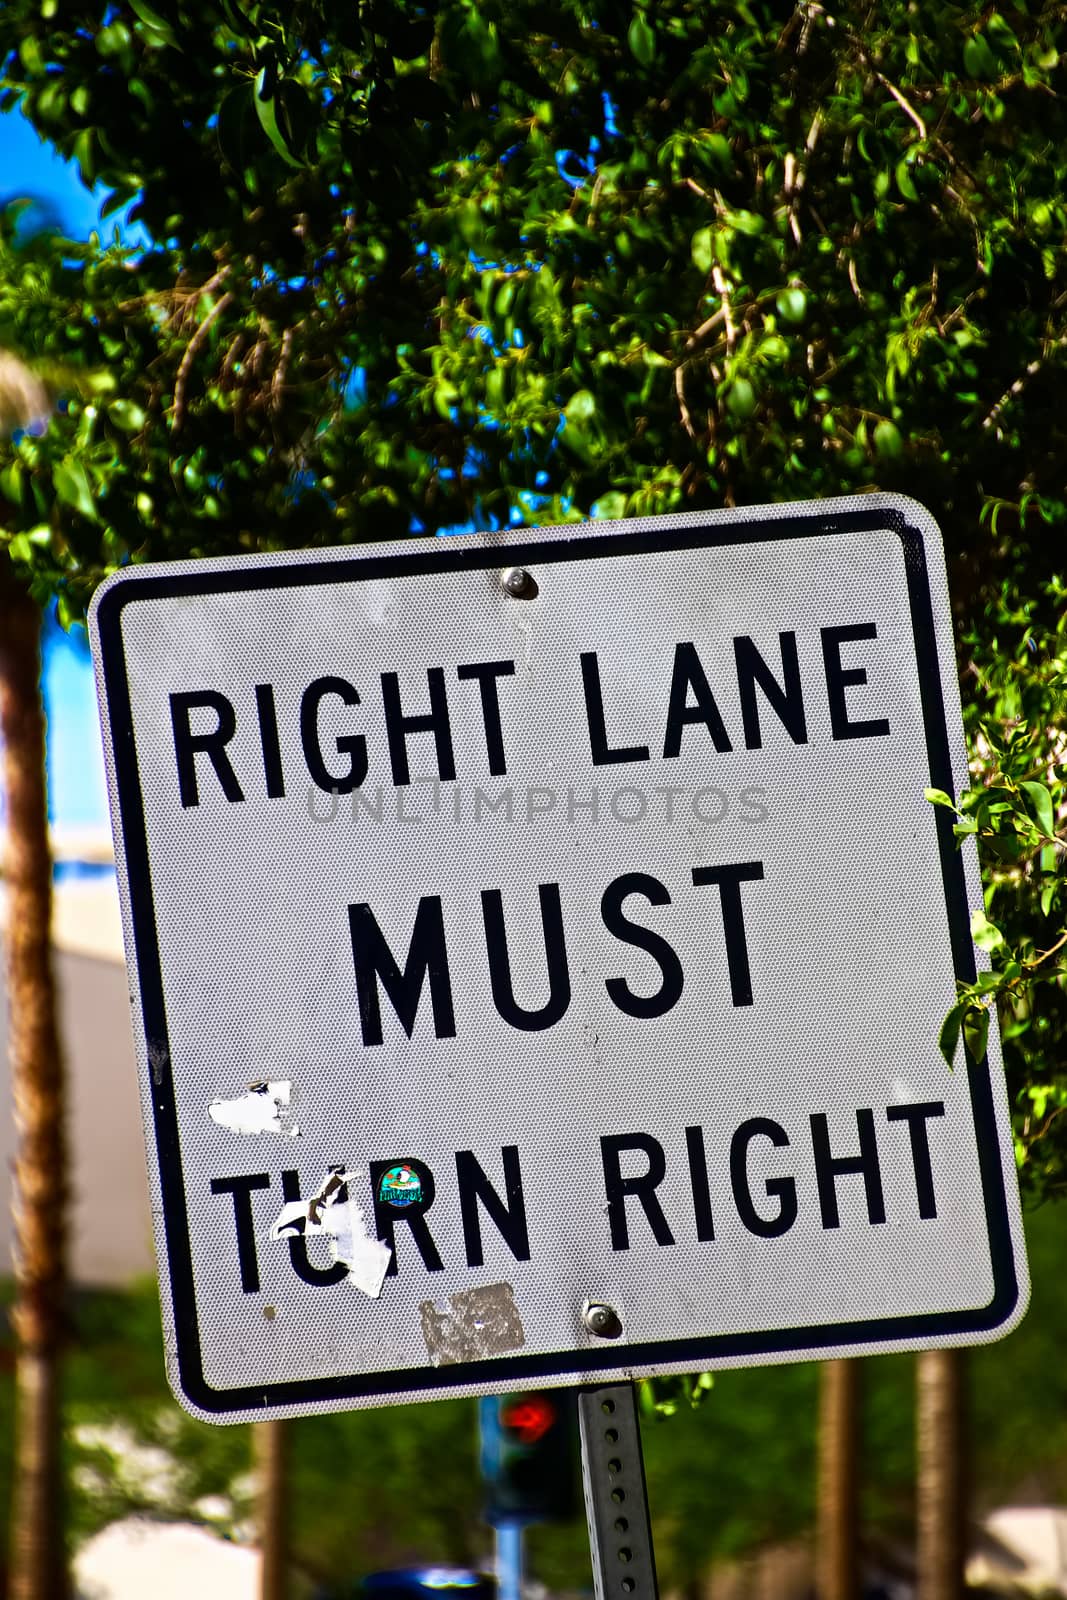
[{"x1": 94, "y1": 504, "x2": 1021, "y2": 1416}]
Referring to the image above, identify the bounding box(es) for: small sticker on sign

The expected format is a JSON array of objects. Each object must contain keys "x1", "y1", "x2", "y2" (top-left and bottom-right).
[{"x1": 377, "y1": 1163, "x2": 424, "y2": 1207}]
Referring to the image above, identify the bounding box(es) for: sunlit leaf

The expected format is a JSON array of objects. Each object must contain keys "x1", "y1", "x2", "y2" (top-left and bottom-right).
[
  {"x1": 52, "y1": 458, "x2": 97, "y2": 521},
  {"x1": 1020, "y1": 780, "x2": 1056, "y2": 839}
]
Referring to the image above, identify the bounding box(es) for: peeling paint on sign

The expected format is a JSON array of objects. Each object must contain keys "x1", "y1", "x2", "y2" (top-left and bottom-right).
[
  {"x1": 419, "y1": 1283, "x2": 526, "y2": 1366},
  {"x1": 269, "y1": 1167, "x2": 391, "y2": 1298},
  {"x1": 208, "y1": 1080, "x2": 299, "y2": 1138}
]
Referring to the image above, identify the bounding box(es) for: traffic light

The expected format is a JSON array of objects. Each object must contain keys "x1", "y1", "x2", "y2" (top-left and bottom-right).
[{"x1": 478, "y1": 1390, "x2": 577, "y2": 1525}]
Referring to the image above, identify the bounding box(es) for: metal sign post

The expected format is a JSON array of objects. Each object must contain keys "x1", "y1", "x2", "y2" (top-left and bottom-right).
[
  {"x1": 578, "y1": 1384, "x2": 659, "y2": 1600},
  {"x1": 494, "y1": 1523, "x2": 524, "y2": 1600}
]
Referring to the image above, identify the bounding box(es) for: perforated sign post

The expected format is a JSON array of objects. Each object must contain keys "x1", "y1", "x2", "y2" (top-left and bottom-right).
[{"x1": 90, "y1": 494, "x2": 1027, "y2": 1433}]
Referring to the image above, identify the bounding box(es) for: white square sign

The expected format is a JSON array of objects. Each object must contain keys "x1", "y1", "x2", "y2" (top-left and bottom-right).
[{"x1": 89, "y1": 495, "x2": 1027, "y2": 1422}]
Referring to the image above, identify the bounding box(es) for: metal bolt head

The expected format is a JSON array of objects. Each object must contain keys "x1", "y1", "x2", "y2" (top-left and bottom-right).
[
  {"x1": 501, "y1": 566, "x2": 532, "y2": 597},
  {"x1": 582, "y1": 1300, "x2": 622, "y2": 1339}
]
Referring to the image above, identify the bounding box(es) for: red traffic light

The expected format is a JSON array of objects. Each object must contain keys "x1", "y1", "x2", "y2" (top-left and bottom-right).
[{"x1": 500, "y1": 1394, "x2": 557, "y2": 1445}]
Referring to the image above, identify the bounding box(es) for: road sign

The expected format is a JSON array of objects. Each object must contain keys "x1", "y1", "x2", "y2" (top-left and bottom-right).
[{"x1": 89, "y1": 494, "x2": 1028, "y2": 1423}]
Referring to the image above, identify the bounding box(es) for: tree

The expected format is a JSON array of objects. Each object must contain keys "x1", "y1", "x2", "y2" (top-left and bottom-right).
[
  {"x1": 254, "y1": 1418, "x2": 289, "y2": 1600},
  {"x1": 0, "y1": 352, "x2": 68, "y2": 1600},
  {"x1": 0, "y1": 2, "x2": 1062, "y2": 585},
  {"x1": 816, "y1": 1360, "x2": 860, "y2": 1600},
  {"x1": 916, "y1": 1350, "x2": 966, "y2": 1600}
]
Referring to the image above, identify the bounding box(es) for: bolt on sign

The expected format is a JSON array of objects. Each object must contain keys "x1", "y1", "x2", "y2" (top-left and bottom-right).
[{"x1": 89, "y1": 495, "x2": 1028, "y2": 1424}]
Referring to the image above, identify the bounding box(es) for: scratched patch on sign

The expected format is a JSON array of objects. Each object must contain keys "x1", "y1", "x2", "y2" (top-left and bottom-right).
[{"x1": 420, "y1": 1283, "x2": 526, "y2": 1366}]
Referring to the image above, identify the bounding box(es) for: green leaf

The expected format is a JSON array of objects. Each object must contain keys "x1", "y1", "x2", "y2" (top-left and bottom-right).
[
  {"x1": 987, "y1": 14, "x2": 1019, "y2": 53},
  {"x1": 925, "y1": 787, "x2": 957, "y2": 810},
  {"x1": 758, "y1": 334, "x2": 789, "y2": 365},
  {"x1": 100, "y1": 186, "x2": 136, "y2": 220},
  {"x1": 0, "y1": 461, "x2": 24, "y2": 505},
  {"x1": 71, "y1": 128, "x2": 96, "y2": 187},
  {"x1": 565, "y1": 389, "x2": 597, "y2": 423},
  {"x1": 971, "y1": 908, "x2": 1006, "y2": 952},
  {"x1": 485, "y1": 364, "x2": 507, "y2": 411},
  {"x1": 432, "y1": 380, "x2": 458, "y2": 421},
  {"x1": 963, "y1": 1005, "x2": 990, "y2": 1062},
  {"x1": 1020, "y1": 780, "x2": 1056, "y2": 839},
  {"x1": 701, "y1": 133, "x2": 731, "y2": 170},
  {"x1": 964, "y1": 33, "x2": 998, "y2": 79},
  {"x1": 628, "y1": 13, "x2": 656, "y2": 66},
  {"x1": 108, "y1": 400, "x2": 147, "y2": 432},
  {"x1": 275, "y1": 80, "x2": 315, "y2": 164},
  {"x1": 591, "y1": 492, "x2": 627, "y2": 520},
  {"x1": 895, "y1": 159, "x2": 919, "y2": 202},
  {"x1": 725, "y1": 378, "x2": 756, "y2": 420},
  {"x1": 691, "y1": 227, "x2": 713, "y2": 275},
  {"x1": 873, "y1": 420, "x2": 903, "y2": 459},
  {"x1": 775, "y1": 288, "x2": 806, "y2": 326},
  {"x1": 939, "y1": 1001, "x2": 966, "y2": 1068},
  {"x1": 129, "y1": 0, "x2": 178, "y2": 46},
  {"x1": 254, "y1": 65, "x2": 304, "y2": 168},
  {"x1": 53, "y1": 458, "x2": 98, "y2": 522},
  {"x1": 19, "y1": 35, "x2": 44, "y2": 74},
  {"x1": 217, "y1": 83, "x2": 253, "y2": 175}
]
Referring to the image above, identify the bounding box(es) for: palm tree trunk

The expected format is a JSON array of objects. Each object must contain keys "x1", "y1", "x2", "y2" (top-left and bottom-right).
[
  {"x1": 256, "y1": 1418, "x2": 290, "y2": 1600},
  {"x1": 816, "y1": 1358, "x2": 860, "y2": 1600},
  {"x1": 0, "y1": 563, "x2": 69, "y2": 1600},
  {"x1": 916, "y1": 1349, "x2": 966, "y2": 1600}
]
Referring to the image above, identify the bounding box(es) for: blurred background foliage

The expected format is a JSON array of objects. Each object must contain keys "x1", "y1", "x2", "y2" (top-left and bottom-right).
[
  {"x1": 0, "y1": 1199, "x2": 1061, "y2": 1592},
  {"x1": 0, "y1": 0, "x2": 1065, "y2": 605}
]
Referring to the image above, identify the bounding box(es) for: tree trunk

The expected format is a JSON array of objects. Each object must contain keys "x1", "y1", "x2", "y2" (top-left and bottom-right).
[
  {"x1": 0, "y1": 564, "x2": 69, "y2": 1600},
  {"x1": 816, "y1": 1358, "x2": 859, "y2": 1600},
  {"x1": 256, "y1": 1418, "x2": 290, "y2": 1600},
  {"x1": 916, "y1": 1349, "x2": 967, "y2": 1600}
]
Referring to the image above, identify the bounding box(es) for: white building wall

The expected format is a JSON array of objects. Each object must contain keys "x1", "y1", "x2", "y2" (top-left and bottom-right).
[{"x1": 0, "y1": 873, "x2": 154, "y2": 1284}]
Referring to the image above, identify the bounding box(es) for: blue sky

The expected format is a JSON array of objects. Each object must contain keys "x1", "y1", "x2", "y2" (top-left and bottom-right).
[
  {"x1": 42, "y1": 608, "x2": 107, "y2": 829},
  {"x1": 1, "y1": 107, "x2": 113, "y2": 832},
  {"x1": 0, "y1": 106, "x2": 110, "y2": 239}
]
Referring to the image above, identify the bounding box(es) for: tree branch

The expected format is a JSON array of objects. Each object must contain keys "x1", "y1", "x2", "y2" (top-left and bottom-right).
[{"x1": 171, "y1": 291, "x2": 234, "y2": 433}]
